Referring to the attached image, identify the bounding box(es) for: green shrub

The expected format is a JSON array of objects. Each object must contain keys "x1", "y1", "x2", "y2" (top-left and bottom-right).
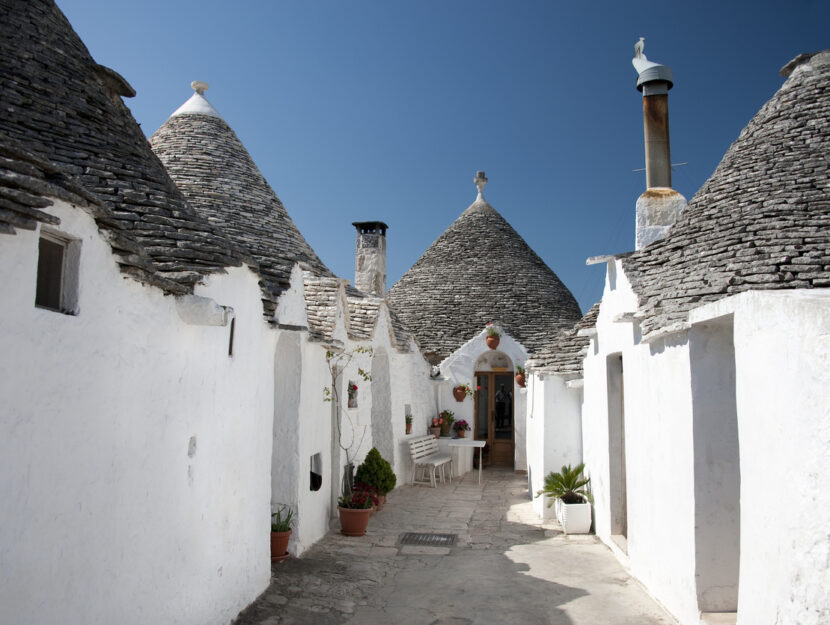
[{"x1": 354, "y1": 447, "x2": 397, "y2": 495}]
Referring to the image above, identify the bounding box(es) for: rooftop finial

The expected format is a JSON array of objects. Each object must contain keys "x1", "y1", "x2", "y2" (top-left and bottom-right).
[
  {"x1": 474, "y1": 171, "x2": 488, "y2": 201},
  {"x1": 190, "y1": 81, "x2": 209, "y2": 95}
]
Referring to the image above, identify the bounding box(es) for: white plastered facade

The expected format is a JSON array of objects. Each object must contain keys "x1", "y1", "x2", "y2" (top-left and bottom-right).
[
  {"x1": 576, "y1": 256, "x2": 830, "y2": 625},
  {"x1": 0, "y1": 200, "x2": 275, "y2": 625}
]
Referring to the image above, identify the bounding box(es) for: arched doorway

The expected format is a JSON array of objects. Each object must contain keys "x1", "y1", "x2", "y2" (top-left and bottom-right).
[{"x1": 474, "y1": 351, "x2": 514, "y2": 467}]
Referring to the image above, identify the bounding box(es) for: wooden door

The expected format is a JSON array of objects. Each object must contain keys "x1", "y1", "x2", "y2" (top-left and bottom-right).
[{"x1": 474, "y1": 372, "x2": 515, "y2": 467}]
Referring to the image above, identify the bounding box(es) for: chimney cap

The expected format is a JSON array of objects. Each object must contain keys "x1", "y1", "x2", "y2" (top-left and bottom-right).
[
  {"x1": 636, "y1": 65, "x2": 673, "y2": 92},
  {"x1": 352, "y1": 221, "x2": 389, "y2": 235}
]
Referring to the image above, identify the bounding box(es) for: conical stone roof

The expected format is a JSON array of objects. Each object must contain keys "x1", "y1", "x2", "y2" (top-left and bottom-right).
[
  {"x1": 150, "y1": 86, "x2": 334, "y2": 319},
  {"x1": 0, "y1": 1, "x2": 245, "y2": 293},
  {"x1": 622, "y1": 49, "x2": 830, "y2": 339},
  {"x1": 387, "y1": 174, "x2": 581, "y2": 364}
]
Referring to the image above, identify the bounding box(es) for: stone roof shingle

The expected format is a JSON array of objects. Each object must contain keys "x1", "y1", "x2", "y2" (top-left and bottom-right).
[
  {"x1": 526, "y1": 304, "x2": 599, "y2": 377},
  {"x1": 0, "y1": 0, "x2": 246, "y2": 293},
  {"x1": 150, "y1": 97, "x2": 334, "y2": 320},
  {"x1": 622, "y1": 50, "x2": 830, "y2": 339},
  {"x1": 387, "y1": 192, "x2": 582, "y2": 365}
]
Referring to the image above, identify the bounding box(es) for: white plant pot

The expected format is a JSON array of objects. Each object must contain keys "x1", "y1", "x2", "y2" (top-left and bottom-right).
[{"x1": 559, "y1": 501, "x2": 592, "y2": 534}]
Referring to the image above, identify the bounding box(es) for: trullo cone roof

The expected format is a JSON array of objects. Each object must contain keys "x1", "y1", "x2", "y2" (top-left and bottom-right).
[
  {"x1": 150, "y1": 88, "x2": 334, "y2": 319},
  {"x1": 387, "y1": 178, "x2": 582, "y2": 364}
]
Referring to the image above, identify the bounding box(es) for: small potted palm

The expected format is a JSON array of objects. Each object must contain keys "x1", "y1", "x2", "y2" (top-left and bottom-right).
[
  {"x1": 536, "y1": 463, "x2": 593, "y2": 534},
  {"x1": 270, "y1": 504, "x2": 294, "y2": 562}
]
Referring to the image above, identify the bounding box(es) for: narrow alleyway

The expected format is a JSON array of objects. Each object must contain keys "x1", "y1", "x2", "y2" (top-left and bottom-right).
[{"x1": 235, "y1": 469, "x2": 676, "y2": 625}]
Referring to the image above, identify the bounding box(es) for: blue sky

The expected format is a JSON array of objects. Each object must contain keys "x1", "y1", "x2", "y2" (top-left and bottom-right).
[{"x1": 58, "y1": 0, "x2": 829, "y2": 313}]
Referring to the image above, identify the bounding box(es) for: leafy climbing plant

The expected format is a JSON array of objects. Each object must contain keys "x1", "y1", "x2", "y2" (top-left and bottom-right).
[{"x1": 323, "y1": 346, "x2": 373, "y2": 496}]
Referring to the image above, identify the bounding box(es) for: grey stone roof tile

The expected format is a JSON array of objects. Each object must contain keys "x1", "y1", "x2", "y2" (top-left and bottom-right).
[
  {"x1": 526, "y1": 303, "x2": 600, "y2": 376},
  {"x1": 387, "y1": 195, "x2": 582, "y2": 364},
  {"x1": 0, "y1": 0, "x2": 245, "y2": 293},
  {"x1": 622, "y1": 50, "x2": 830, "y2": 339},
  {"x1": 150, "y1": 109, "x2": 334, "y2": 320}
]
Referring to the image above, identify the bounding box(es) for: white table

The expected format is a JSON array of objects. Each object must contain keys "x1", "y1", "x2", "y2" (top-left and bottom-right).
[{"x1": 448, "y1": 438, "x2": 486, "y2": 485}]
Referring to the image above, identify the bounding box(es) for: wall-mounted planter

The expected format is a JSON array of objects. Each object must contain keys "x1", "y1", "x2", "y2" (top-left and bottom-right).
[
  {"x1": 485, "y1": 336, "x2": 500, "y2": 350},
  {"x1": 452, "y1": 386, "x2": 467, "y2": 402},
  {"x1": 515, "y1": 373, "x2": 526, "y2": 388}
]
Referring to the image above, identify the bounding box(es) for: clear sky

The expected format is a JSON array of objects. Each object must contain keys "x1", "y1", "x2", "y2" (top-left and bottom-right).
[{"x1": 57, "y1": 0, "x2": 828, "y2": 313}]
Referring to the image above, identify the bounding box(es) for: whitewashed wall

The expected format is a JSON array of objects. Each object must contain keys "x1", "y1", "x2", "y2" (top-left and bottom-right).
[
  {"x1": 0, "y1": 201, "x2": 275, "y2": 625},
  {"x1": 581, "y1": 260, "x2": 700, "y2": 625},
  {"x1": 691, "y1": 290, "x2": 830, "y2": 625},
  {"x1": 526, "y1": 373, "x2": 583, "y2": 518},
  {"x1": 583, "y1": 256, "x2": 830, "y2": 625}
]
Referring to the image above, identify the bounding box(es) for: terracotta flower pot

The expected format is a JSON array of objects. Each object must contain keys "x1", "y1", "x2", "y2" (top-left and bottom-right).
[
  {"x1": 377, "y1": 494, "x2": 386, "y2": 511},
  {"x1": 486, "y1": 335, "x2": 500, "y2": 350},
  {"x1": 453, "y1": 386, "x2": 467, "y2": 402},
  {"x1": 429, "y1": 426, "x2": 441, "y2": 439},
  {"x1": 515, "y1": 373, "x2": 526, "y2": 388},
  {"x1": 456, "y1": 429, "x2": 466, "y2": 438},
  {"x1": 406, "y1": 423, "x2": 412, "y2": 434},
  {"x1": 338, "y1": 506, "x2": 372, "y2": 536},
  {"x1": 440, "y1": 420, "x2": 452, "y2": 437},
  {"x1": 270, "y1": 530, "x2": 291, "y2": 562}
]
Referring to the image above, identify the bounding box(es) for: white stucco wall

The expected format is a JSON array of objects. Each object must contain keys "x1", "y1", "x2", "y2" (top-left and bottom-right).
[
  {"x1": 581, "y1": 260, "x2": 700, "y2": 625},
  {"x1": 0, "y1": 201, "x2": 275, "y2": 625},
  {"x1": 691, "y1": 290, "x2": 830, "y2": 625},
  {"x1": 583, "y1": 258, "x2": 830, "y2": 625},
  {"x1": 526, "y1": 373, "x2": 583, "y2": 518}
]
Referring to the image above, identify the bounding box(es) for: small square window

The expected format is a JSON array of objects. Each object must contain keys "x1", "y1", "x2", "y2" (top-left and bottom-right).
[{"x1": 35, "y1": 230, "x2": 80, "y2": 315}]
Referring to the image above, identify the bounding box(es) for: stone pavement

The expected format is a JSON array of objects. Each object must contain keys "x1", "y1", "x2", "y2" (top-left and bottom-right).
[{"x1": 234, "y1": 469, "x2": 677, "y2": 625}]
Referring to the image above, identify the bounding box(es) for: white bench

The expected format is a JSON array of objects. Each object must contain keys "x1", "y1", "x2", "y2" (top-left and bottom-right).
[{"x1": 408, "y1": 435, "x2": 453, "y2": 487}]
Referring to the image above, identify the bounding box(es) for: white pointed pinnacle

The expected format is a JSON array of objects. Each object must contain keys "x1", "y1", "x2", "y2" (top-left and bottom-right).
[
  {"x1": 191, "y1": 81, "x2": 209, "y2": 95},
  {"x1": 474, "y1": 170, "x2": 488, "y2": 201}
]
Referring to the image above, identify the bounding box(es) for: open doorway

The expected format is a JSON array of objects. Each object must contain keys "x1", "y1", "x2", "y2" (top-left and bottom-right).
[{"x1": 474, "y1": 371, "x2": 515, "y2": 467}]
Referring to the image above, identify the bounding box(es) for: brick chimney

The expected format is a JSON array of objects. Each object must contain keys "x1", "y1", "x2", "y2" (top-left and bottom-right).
[
  {"x1": 632, "y1": 38, "x2": 686, "y2": 250},
  {"x1": 352, "y1": 221, "x2": 388, "y2": 296}
]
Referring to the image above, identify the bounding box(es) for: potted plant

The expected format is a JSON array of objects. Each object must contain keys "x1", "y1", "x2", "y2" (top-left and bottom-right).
[
  {"x1": 354, "y1": 447, "x2": 396, "y2": 510},
  {"x1": 405, "y1": 415, "x2": 413, "y2": 434},
  {"x1": 485, "y1": 323, "x2": 501, "y2": 350},
  {"x1": 439, "y1": 409, "x2": 455, "y2": 436},
  {"x1": 515, "y1": 362, "x2": 526, "y2": 388},
  {"x1": 270, "y1": 504, "x2": 294, "y2": 562},
  {"x1": 452, "y1": 383, "x2": 474, "y2": 402},
  {"x1": 453, "y1": 419, "x2": 470, "y2": 438},
  {"x1": 338, "y1": 486, "x2": 377, "y2": 536},
  {"x1": 535, "y1": 463, "x2": 593, "y2": 534},
  {"x1": 429, "y1": 416, "x2": 442, "y2": 439}
]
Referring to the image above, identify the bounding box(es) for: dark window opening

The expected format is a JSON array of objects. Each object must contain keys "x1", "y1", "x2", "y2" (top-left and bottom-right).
[
  {"x1": 35, "y1": 236, "x2": 65, "y2": 311},
  {"x1": 228, "y1": 318, "x2": 235, "y2": 357},
  {"x1": 310, "y1": 453, "x2": 322, "y2": 491}
]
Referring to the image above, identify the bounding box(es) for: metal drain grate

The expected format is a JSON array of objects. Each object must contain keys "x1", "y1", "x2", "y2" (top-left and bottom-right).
[{"x1": 400, "y1": 532, "x2": 457, "y2": 547}]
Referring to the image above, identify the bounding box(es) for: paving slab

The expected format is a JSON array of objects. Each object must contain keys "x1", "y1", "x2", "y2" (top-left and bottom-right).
[{"x1": 234, "y1": 468, "x2": 677, "y2": 625}]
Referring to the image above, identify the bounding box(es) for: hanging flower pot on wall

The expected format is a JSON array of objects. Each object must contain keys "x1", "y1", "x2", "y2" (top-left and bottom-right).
[
  {"x1": 515, "y1": 373, "x2": 526, "y2": 388},
  {"x1": 485, "y1": 324, "x2": 501, "y2": 350},
  {"x1": 452, "y1": 384, "x2": 473, "y2": 402}
]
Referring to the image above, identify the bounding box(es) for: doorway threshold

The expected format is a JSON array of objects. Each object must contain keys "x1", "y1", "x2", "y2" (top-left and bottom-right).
[
  {"x1": 700, "y1": 613, "x2": 737, "y2": 625},
  {"x1": 610, "y1": 534, "x2": 628, "y2": 554}
]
